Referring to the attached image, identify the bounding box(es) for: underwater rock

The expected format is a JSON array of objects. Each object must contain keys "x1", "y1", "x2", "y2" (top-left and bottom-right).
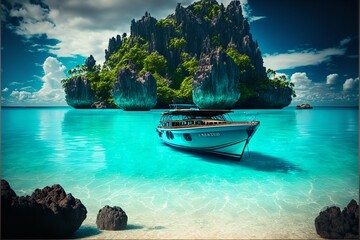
[
  {"x1": 112, "y1": 65, "x2": 157, "y2": 111},
  {"x1": 315, "y1": 199, "x2": 359, "y2": 239},
  {"x1": 63, "y1": 76, "x2": 98, "y2": 109},
  {"x1": 1, "y1": 179, "x2": 87, "y2": 239},
  {"x1": 96, "y1": 205, "x2": 128, "y2": 230},
  {"x1": 193, "y1": 48, "x2": 240, "y2": 109}
]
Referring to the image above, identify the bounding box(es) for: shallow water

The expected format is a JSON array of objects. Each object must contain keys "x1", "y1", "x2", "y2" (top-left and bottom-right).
[{"x1": 1, "y1": 107, "x2": 358, "y2": 239}]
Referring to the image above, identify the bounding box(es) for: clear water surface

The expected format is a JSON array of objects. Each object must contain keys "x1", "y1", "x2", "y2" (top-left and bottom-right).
[{"x1": 1, "y1": 107, "x2": 358, "y2": 239}]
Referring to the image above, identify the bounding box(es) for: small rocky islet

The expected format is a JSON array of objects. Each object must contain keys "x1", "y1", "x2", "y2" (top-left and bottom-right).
[{"x1": 62, "y1": 0, "x2": 295, "y2": 110}]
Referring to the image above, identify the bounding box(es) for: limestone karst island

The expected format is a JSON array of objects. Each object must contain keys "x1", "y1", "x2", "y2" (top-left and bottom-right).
[{"x1": 61, "y1": 0, "x2": 296, "y2": 110}]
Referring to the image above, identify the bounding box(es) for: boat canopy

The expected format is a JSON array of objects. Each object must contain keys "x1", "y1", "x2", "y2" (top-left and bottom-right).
[{"x1": 162, "y1": 109, "x2": 233, "y2": 117}]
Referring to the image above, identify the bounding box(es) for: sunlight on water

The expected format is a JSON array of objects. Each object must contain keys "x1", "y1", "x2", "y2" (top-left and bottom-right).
[{"x1": 1, "y1": 107, "x2": 358, "y2": 239}]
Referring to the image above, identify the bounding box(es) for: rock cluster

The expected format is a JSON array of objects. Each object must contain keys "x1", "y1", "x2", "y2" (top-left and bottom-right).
[
  {"x1": 1, "y1": 179, "x2": 87, "y2": 239},
  {"x1": 315, "y1": 199, "x2": 359, "y2": 239},
  {"x1": 193, "y1": 48, "x2": 240, "y2": 108},
  {"x1": 96, "y1": 205, "x2": 128, "y2": 230},
  {"x1": 63, "y1": 76, "x2": 98, "y2": 108},
  {"x1": 112, "y1": 64, "x2": 157, "y2": 111}
]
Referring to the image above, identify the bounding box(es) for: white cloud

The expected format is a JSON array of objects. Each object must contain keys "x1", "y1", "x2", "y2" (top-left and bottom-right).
[
  {"x1": 263, "y1": 47, "x2": 346, "y2": 71},
  {"x1": 10, "y1": 90, "x2": 32, "y2": 101},
  {"x1": 34, "y1": 56, "x2": 67, "y2": 103},
  {"x1": 343, "y1": 77, "x2": 359, "y2": 91},
  {"x1": 9, "y1": 57, "x2": 67, "y2": 106},
  {"x1": 20, "y1": 86, "x2": 35, "y2": 91},
  {"x1": 9, "y1": 81, "x2": 23, "y2": 86},
  {"x1": 326, "y1": 73, "x2": 339, "y2": 85},
  {"x1": 290, "y1": 72, "x2": 312, "y2": 90},
  {"x1": 340, "y1": 37, "x2": 351, "y2": 46},
  {"x1": 290, "y1": 72, "x2": 358, "y2": 105},
  {"x1": 2, "y1": 87, "x2": 9, "y2": 92},
  {"x1": 234, "y1": 0, "x2": 265, "y2": 22},
  {"x1": 249, "y1": 15, "x2": 266, "y2": 22}
]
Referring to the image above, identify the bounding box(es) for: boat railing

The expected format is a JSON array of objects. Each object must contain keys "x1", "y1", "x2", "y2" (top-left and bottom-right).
[{"x1": 169, "y1": 104, "x2": 199, "y2": 110}]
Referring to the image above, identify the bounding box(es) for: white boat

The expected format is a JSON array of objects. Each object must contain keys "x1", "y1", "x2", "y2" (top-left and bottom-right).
[{"x1": 156, "y1": 105, "x2": 260, "y2": 160}]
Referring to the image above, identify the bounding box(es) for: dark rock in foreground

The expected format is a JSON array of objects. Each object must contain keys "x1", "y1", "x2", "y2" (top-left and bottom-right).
[
  {"x1": 193, "y1": 48, "x2": 240, "y2": 109},
  {"x1": 1, "y1": 179, "x2": 87, "y2": 239},
  {"x1": 315, "y1": 199, "x2": 359, "y2": 239},
  {"x1": 96, "y1": 205, "x2": 128, "y2": 230},
  {"x1": 112, "y1": 64, "x2": 157, "y2": 111},
  {"x1": 64, "y1": 76, "x2": 98, "y2": 109}
]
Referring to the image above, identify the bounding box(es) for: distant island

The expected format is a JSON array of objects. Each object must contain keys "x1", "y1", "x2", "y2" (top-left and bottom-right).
[
  {"x1": 296, "y1": 103, "x2": 313, "y2": 109},
  {"x1": 61, "y1": 0, "x2": 296, "y2": 110}
]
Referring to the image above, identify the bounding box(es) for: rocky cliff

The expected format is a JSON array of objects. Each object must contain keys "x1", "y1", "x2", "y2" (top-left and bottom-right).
[
  {"x1": 112, "y1": 64, "x2": 157, "y2": 111},
  {"x1": 125, "y1": 0, "x2": 293, "y2": 109},
  {"x1": 63, "y1": 76, "x2": 98, "y2": 109},
  {"x1": 130, "y1": 0, "x2": 265, "y2": 78},
  {"x1": 63, "y1": 0, "x2": 294, "y2": 109},
  {"x1": 193, "y1": 48, "x2": 240, "y2": 108}
]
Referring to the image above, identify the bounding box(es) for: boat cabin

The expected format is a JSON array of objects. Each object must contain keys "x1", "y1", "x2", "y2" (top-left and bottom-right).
[
  {"x1": 161, "y1": 119, "x2": 228, "y2": 127},
  {"x1": 159, "y1": 109, "x2": 234, "y2": 128}
]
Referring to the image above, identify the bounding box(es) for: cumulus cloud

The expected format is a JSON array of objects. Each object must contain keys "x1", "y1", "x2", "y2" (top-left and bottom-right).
[
  {"x1": 290, "y1": 72, "x2": 358, "y2": 105},
  {"x1": 35, "y1": 56, "x2": 67, "y2": 103},
  {"x1": 343, "y1": 77, "x2": 359, "y2": 91},
  {"x1": 2, "y1": 87, "x2": 9, "y2": 92},
  {"x1": 290, "y1": 72, "x2": 312, "y2": 90},
  {"x1": 326, "y1": 73, "x2": 339, "y2": 85},
  {"x1": 9, "y1": 57, "x2": 67, "y2": 105},
  {"x1": 263, "y1": 46, "x2": 346, "y2": 71},
  {"x1": 10, "y1": 90, "x2": 32, "y2": 101}
]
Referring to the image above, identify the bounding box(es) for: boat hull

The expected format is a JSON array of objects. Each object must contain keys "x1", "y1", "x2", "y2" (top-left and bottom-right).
[{"x1": 156, "y1": 122, "x2": 259, "y2": 159}]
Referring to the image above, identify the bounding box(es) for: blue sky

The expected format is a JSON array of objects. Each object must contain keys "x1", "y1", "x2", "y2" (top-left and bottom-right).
[{"x1": 1, "y1": 0, "x2": 359, "y2": 106}]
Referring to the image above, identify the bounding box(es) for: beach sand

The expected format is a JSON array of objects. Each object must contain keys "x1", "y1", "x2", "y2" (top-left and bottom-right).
[{"x1": 74, "y1": 212, "x2": 322, "y2": 239}]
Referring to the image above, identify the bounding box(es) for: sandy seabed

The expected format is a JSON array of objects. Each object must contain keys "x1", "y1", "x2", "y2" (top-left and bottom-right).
[{"x1": 75, "y1": 213, "x2": 322, "y2": 239}]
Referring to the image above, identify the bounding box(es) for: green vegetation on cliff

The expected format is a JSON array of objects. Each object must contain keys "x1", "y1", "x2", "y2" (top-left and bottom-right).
[{"x1": 62, "y1": 0, "x2": 295, "y2": 109}]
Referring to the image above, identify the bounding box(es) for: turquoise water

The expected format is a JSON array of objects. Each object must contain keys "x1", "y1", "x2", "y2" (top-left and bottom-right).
[{"x1": 1, "y1": 107, "x2": 358, "y2": 238}]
